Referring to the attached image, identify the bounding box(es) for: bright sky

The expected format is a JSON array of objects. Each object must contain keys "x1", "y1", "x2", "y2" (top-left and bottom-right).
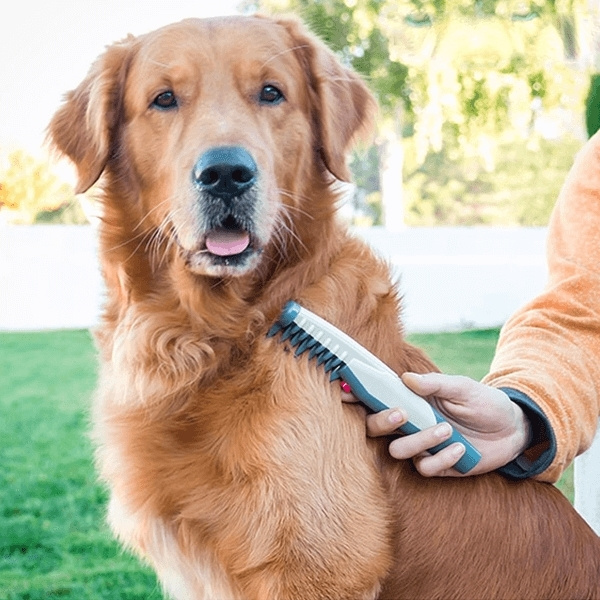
[{"x1": 1, "y1": 0, "x2": 242, "y2": 157}]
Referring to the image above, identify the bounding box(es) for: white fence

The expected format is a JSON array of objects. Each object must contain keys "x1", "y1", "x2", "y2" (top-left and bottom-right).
[
  {"x1": 0, "y1": 224, "x2": 549, "y2": 333},
  {"x1": 0, "y1": 225, "x2": 103, "y2": 331},
  {"x1": 356, "y1": 226, "x2": 548, "y2": 332},
  {"x1": 1, "y1": 223, "x2": 598, "y2": 533}
]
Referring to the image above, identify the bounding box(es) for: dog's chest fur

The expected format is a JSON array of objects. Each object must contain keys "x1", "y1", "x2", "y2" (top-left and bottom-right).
[{"x1": 93, "y1": 290, "x2": 396, "y2": 599}]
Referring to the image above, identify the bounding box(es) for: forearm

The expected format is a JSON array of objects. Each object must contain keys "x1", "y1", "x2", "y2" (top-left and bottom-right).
[
  {"x1": 484, "y1": 133, "x2": 600, "y2": 482},
  {"x1": 484, "y1": 289, "x2": 600, "y2": 482}
]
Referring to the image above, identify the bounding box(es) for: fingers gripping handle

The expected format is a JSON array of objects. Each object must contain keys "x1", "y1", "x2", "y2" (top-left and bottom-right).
[{"x1": 338, "y1": 364, "x2": 481, "y2": 474}]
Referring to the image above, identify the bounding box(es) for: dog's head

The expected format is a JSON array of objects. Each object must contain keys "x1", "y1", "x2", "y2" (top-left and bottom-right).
[{"x1": 49, "y1": 16, "x2": 375, "y2": 278}]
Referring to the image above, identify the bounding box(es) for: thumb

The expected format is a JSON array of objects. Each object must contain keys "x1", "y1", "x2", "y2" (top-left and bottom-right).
[{"x1": 401, "y1": 372, "x2": 476, "y2": 406}]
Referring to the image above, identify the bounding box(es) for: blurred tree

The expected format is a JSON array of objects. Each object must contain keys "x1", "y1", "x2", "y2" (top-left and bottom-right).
[
  {"x1": 245, "y1": 0, "x2": 411, "y2": 228},
  {"x1": 586, "y1": 73, "x2": 600, "y2": 136},
  {"x1": 393, "y1": 0, "x2": 589, "y2": 224},
  {"x1": 0, "y1": 149, "x2": 83, "y2": 224},
  {"x1": 585, "y1": 0, "x2": 600, "y2": 137},
  {"x1": 248, "y1": 0, "x2": 589, "y2": 227},
  {"x1": 403, "y1": 136, "x2": 582, "y2": 225}
]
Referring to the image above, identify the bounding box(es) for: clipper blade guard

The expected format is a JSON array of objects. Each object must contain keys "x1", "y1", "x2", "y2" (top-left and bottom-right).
[
  {"x1": 269, "y1": 301, "x2": 481, "y2": 474},
  {"x1": 267, "y1": 302, "x2": 346, "y2": 381}
]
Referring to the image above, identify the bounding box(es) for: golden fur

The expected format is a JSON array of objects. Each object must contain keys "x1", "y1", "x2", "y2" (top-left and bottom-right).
[{"x1": 49, "y1": 15, "x2": 600, "y2": 600}]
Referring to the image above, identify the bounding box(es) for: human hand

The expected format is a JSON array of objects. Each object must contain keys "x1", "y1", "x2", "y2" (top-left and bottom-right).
[{"x1": 341, "y1": 372, "x2": 532, "y2": 477}]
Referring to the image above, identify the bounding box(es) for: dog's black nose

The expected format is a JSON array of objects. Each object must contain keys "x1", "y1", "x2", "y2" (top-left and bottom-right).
[{"x1": 193, "y1": 146, "x2": 257, "y2": 198}]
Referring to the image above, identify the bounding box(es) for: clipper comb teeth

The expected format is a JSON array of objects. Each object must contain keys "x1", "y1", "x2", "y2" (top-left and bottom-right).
[{"x1": 267, "y1": 302, "x2": 345, "y2": 380}]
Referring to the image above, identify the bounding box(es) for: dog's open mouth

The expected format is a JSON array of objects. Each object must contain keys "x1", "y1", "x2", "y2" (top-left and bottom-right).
[
  {"x1": 203, "y1": 227, "x2": 258, "y2": 268},
  {"x1": 205, "y1": 228, "x2": 251, "y2": 257},
  {"x1": 181, "y1": 225, "x2": 260, "y2": 275}
]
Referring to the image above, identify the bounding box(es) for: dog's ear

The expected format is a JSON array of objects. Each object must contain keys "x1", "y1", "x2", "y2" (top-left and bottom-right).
[
  {"x1": 278, "y1": 17, "x2": 377, "y2": 182},
  {"x1": 47, "y1": 37, "x2": 135, "y2": 194}
]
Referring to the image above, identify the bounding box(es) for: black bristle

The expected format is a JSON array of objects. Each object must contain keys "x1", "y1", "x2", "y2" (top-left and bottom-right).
[
  {"x1": 309, "y1": 344, "x2": 326, "y2": 360},
  {"x1": 281, "y1": 323, "x2": 301, "y2": 342},
  {"x1": 317, "y1": 350, "x2": 334, "y2": 366},
  {"x1": 269, "y1": 311, "x2": 348, "y2": 381},
  {"x1": 290, "y1": 329, "x2": 307, "y2": 346},
  {"x1": 295, "y1": 336, "x2": 317, "y2": 356},
  {"x1": 267, "y1": 322, "x2": 282, "y2": 337},
  {"x1": 324, "y1": 356, "x2": 343, "y2": 372}
]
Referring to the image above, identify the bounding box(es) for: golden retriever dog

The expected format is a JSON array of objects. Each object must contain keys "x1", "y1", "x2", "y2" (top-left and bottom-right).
[{"x1": 49, "y1": 15, "x2": 600, "y2": 600}]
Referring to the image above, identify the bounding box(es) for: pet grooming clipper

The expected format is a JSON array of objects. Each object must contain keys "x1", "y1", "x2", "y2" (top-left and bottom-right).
[{"x1": 268, "y1": 301, "x2": 481, "y2": 474}]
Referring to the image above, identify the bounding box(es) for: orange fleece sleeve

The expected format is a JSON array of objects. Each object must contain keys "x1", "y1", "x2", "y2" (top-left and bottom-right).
[{"x1": 484, "y1": 131, "x2": 600, "y2": 483}]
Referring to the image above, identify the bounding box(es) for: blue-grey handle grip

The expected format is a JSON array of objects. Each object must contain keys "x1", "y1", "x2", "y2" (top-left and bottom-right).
[{"x1": 339, "y1": 366, "x2": 481, "y2": 474}]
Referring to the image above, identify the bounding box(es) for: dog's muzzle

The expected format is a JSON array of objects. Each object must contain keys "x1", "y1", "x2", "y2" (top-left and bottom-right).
[{"x1": 190, "y1": 146, "x2": 261, "y2": 269}]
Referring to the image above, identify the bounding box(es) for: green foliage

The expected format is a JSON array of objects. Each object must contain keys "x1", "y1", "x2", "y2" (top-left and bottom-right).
[
  {"x1": 34, "y1": 199, "x2": 88, "y2": 225},
  {"x1": 0, "y1": 150, "x2": 79, "y2": 224},
  {"x1": 257, "y1": 0, "x2": 411, "y2": 112},
  {"x1": 585, "y1": 73, "x2": 600, "y2": 138},
  {"x1": 349, "y1": 145, "x2": 384, "y2": 225},
  {"x1": 254, "y1": 0, "x2": 589, "y2": 226},
  {"x1": 403, "y1": 135, "x2": 583, "y2": 225},
  {"x1": 395, "y1": 6, "x2": 586, "y2": 163}
]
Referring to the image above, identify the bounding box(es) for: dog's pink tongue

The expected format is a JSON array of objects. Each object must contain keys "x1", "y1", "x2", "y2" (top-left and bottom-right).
[{"x1": 205, "y1": 230, "x2": 250, "y2": 256}]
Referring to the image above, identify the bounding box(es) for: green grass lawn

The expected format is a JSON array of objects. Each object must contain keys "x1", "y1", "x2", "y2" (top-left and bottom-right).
[
  {"x1": 0, "y1": 328, "x2": 573, "y2": 599},
  {"x1": 0, "y1": 331, "x2": 159, "y2": 599}
]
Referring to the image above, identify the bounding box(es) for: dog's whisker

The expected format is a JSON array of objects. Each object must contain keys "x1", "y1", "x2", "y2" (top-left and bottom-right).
[
  {"x1": 330, "y1": 76, "x2": 358, "y2": 84},
  {"x1": 106, "y1": 228, "x2": 151, "y2": 254},
  {"x1": 147, "y1": 58, "x2": 172, "y2": 69},
  {"x1": 153, "y1": 209, "x2": 183, "y2": 271},
  {"x1": 132, "y1": 197, "x2": 173, "y2": 233},
  {"x1": 272, "y1": 206, "x2": 309, "y2": 258},
  {"x1": 146, "y1": 228, "x2": 165, "y2": 272},
  {"x1": 124, "y1": 204, "x2": 180, "y2": 269},
  {"x1": 259, "y1": 44, "x2": 309, "y2": 68},
  {"x1": 277, "y1": 187, "x2": 312, "y2": 202},
  {"x1": 276, "y1": 192, "x2": 316, "y2": 221},
  {"x1": 104, "y1": 198, "x2": 177, "y2": 254},
  {"x1": 121, "y1": 228, "x2": 158, "y2": 266}
]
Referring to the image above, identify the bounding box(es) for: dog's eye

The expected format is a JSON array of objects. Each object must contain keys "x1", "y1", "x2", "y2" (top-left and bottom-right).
[
  {"x1": 151, "y1": 90, "x2": 178, "y2": 110},
  {"x1": 259, "y1": 85, "x2": 285, "y2": 105}
]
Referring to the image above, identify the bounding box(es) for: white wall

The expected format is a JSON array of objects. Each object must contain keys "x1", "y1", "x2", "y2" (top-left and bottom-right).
[
  {"x1": 0, "y1": 225, "x2": 104, "y2": 331},
  {"x1": 356, "y1": 226, "x2": 548, "y2": 332},
  {"x1": 0, "y1": 224, "x2": 548, "y2": 333}
]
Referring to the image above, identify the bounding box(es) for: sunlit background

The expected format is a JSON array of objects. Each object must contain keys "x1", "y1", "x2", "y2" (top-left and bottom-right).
[
  {"x1": 2, "y1": 0, "x2": 599, "y2": 227},
  {"x1": 1, "y1": 0, "x2": 240, "y2": 153}
]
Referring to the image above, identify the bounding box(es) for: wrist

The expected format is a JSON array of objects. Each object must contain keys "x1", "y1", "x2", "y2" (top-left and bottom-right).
[
  {"x1": 496, "y1": 387, "x2": 556, "y2": 480},
  {"x1": 511, "y1": 401, "x2": 533, "y2": 459}
]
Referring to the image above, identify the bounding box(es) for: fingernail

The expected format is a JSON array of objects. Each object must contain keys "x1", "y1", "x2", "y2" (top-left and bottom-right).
[
  {"x1": 340, "y1": 381, "x2": 352, "y2": 394},
  {"x1": 434, "y1": 423, "x2": 452, "y2": 438},
  {"x1": 388, "y1": 410, "x2": 406, "y2": 425},
  {"x1": 452, "y1": 443, "x2": 465, "y2": 457}
]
